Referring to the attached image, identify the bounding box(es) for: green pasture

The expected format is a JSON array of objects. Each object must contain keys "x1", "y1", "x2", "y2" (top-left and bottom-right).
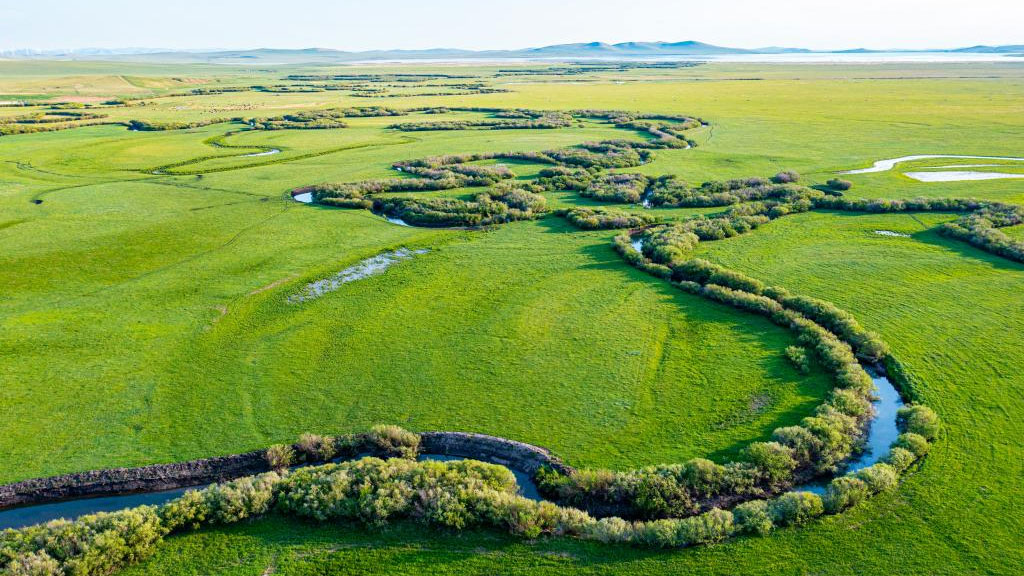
[{"x1": 1, "y1": 60, "x2": 1023, "y2": 575}]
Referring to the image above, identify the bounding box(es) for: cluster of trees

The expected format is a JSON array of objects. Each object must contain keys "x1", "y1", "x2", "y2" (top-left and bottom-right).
[
  {"x1": 356, "y1": 87, "x2": 510, "y2": 99},
  {"x1": 0, "y1": 110, "x2": 113, "y2": 135},
  {"x1": 285, "y1": 73, "x2": 475, "y2": 82},
  {"x1": 388, "y1": 108, "x2": 698, "y2": 152},
  {"x1": 0, "y1": 422, "x2": 936, "y2": 575},
  {"x1": 372, "y1": 186, "x2": 547, "y2": 228},
  {"x1": 390, "y1": 112, "x2": 572, "y2": 131},
  {"x1": 580, "y1": 173, "x2": 650, "y2": 203},
  {"x1": 939, "y1": 204, "x2": 1024, "y2": 263},
  {"x1": 0, "y1": 110, "x2": 107, "y2": 125},
  {"x1": 547, "y1": 142, "x2": 652, "y2": 169},
  {"x1": 646, "y1": 175, "x2": 817, "y2": 208},
  {"x1": 560, "y1": 207, "x2": 656, "y2": 230},
  {"x1": 600, "y1": 232, "x2": 941, "y2": 519},
  {"x1": 126, "y1": 118, "x2": 228, "y2": 131},
  {"x1": 249, "y1": 107, "x2": 404, "y2": 130}
]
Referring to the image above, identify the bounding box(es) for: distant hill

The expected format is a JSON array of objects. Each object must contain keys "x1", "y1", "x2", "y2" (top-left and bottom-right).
[{"x1": 2, "y1": 42, "x2": 1022, "y2": 63}]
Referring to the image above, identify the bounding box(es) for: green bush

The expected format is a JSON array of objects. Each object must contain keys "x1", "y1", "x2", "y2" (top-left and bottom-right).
[
  {"x1": 856, "y1": 463, "x2": 899, "y2": 493},
  {"x1": 678, "y1": 458, "x2": 726, "y2": 498},
  {"x1": 772, "y1": 170, "x2": 801, "y2": 184},
  {"x1": 897, "y1": 405, "x2": 940, "y2": 440},
  {"x1": 678, "y1": 508, "x2": 734, "y2": 545},
  {"x1": 265, "y1": 444, "x2": 294, "y2": 470},
  {"x1": 634, "y1": 474, "x2": 696, "y2": 519},
  {"x1": 826, "y1": 178, "x2": 853, "y2": 191},
  {"x1": 885, "y1": 447, "x2": 918, "y2": 473},
  {"x1": 823, "y1": 476, "x2": 870, "y2": 513},
  {"x1": 769, "y1": 492, "x2": 824, "y2": 526},
  {"x1": 744, "y1": 442, "x2": 797, "y2": 487},
  {"x1": 562, "y1": 207, "x2": 655, "y2": 230},
  {"x1": 732, "y1": 500, "x2": 774, "y2": 535},
  {"x1": 894, "y1": 432, "x2": 931, "y2": 458},
  {"x1": 296, "y1": 433, "x2": 336, "y2": 462},
  {"x1": 785, "y1": 345, "x2": 810, "y2": 373},
  {"x1": 368, "y1": 424, "x2": 420, "y2": 458}
]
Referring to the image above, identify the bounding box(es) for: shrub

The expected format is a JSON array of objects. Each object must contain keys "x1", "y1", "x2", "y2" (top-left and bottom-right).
[
  {"x1": 580, "y1": 173, "x2": 650, "y2": 203},
  {"x1": 732, "y1": 500, "x2": 774, "y2": 535},
  {"x1": 769, "y1": 492, "x2": 824, "y2": 526},
  {"x1": 265, "y1": 444, "x2": 294, "y2": 470},
  {"x1": 584, "y1": 517, "x2": 636, "y2": 544},
  {"x1": 785, "y1": 345, "x2": 810, "y2": 373},
  {"x1": 823, "y1": 476, "x2": 870, "y2": 513},
  {"x1": 885, "y1": 447, "x2": 918, "y2": 473},
  {"x1": 562, "y1": 207, "x2": 655, "y2": 230},
  {"x1": 634, "y1": 518, "x2": 682, "y2": 547},
  {"x1": 678, "y1": 508, "x2": 734, "y2": 545},
  {"x1": 1, "y1": 506, "x2": 167, "y2": 576},
  {"x1": 367, "y1": 425, "x2": 420, "y2": 458},
  {"x1": 826, "y1": 178, "x2": 853, "y2": 191},
  {"x1": 202, "y1": 473, "x2": 279, "y2": 524},
  {"x1": 679, "y1": 458, "x2": 726, "y2": 498},
  {"x1": 744, "y1": 442, "x2": 797, "y2": 487},
  {"x1": 897, "y1": 405, "x2": 940, "y2": 440},
  {"x1": 772, "y1": 425, "x2": 823, "y2": 468},
  {"x1": 894, "y1": 432, "x2": 931, "y2": 458},
  {"x1": 296, "y1": 433, "x2": 336, "y2": 462},
  {"x1": 772, "y1": 170, "x2": 801, "y2": 184},
  {"x1": 634, "y1": 474, "x2": 696, "y2": 519},
  {"x1": 639, "y1": 224, "x2": 700, "y2": 266},
  {"x1": 856, "y1": 463, "x2": 899, "y2": 493},
  {"x1": 4, "y1": 550, "x2": 61, "y2": 575}
]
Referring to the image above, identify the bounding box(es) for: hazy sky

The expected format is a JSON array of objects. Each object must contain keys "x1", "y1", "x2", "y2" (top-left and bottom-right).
[{"x1": 1, "y1": 0, "x2": 1021, "y2": 51}]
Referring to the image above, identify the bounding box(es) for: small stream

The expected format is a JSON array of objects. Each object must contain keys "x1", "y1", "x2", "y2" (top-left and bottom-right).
[
  {"x1": 0, "y1": 368, "x2": 902, "y2": 529},
  {"x1": 0, "y1": 454, "x2": 540, "y2": 530},
  {"x1": 0, "y1": 487, "x2": 198, "y2": 531},
  {"x1": 796, "y1": 369, "x2": 904, "y2": 494}
]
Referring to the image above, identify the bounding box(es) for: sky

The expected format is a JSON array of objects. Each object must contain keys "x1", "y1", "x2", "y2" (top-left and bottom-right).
[{"x1": 1, "y1": 0, "x2": 1021, "y2": 52}]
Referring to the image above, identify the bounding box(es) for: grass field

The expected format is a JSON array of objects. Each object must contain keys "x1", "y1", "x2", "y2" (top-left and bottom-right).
[{"x1": 1, "y1": 60, "x2": 1023, "y2": 574}]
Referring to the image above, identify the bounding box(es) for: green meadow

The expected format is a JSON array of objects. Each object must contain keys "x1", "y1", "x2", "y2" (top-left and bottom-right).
[{"x1": 1, "y1": 60, "x2": 1023, "y2": 574}]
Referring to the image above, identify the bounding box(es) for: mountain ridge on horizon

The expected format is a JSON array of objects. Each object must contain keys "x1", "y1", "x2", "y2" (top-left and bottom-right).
[{"x1": 2, "y1": 40, "x2": 1022, "y2": 62}]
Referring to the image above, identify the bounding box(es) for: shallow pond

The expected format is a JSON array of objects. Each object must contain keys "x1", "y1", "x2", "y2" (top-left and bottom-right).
[
  {"x1": 903, "y1": 171, "x2": 1024, "y2": 182},
  {"x1": 287, "y1": 248, "x2": 428, "y2": 303},
  {"x1": 241, "y1": 148, "x2": 281, "y2": 158},
  {"x1": 840, "y1": 154, "x2": 1024, "y2": 175},
  {"x1": 382, "y1": 214, "x2": 412, "y2": 227}
]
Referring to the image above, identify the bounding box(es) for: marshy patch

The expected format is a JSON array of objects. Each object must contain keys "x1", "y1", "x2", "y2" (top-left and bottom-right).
[
  {"x1": 874, "y1": 230, "x2": 911, "y2": 238},
  {"x1": 904, "y1": 171, "x2": 1024, "y2": 182},
  {"x1": 287, "y1": 248, "x2": 429, "y2": 303}
]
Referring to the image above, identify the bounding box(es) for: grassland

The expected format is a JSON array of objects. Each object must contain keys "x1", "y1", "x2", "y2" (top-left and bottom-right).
[{"x1": 1, "y1": 60, "x2": 1023, "y2": 574}]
